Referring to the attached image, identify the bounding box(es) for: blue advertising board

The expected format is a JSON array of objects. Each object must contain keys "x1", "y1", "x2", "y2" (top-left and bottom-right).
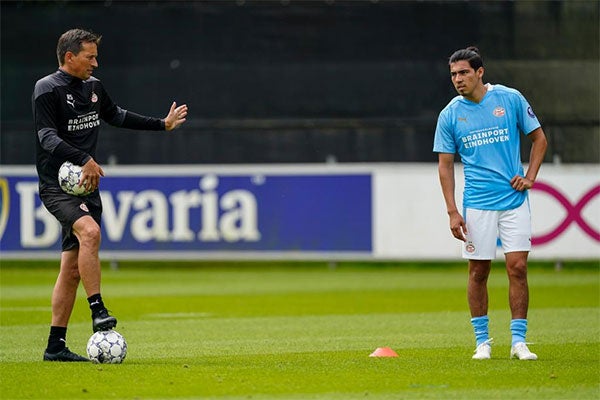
[{"x1": 0, "y1": 169, "x2": 372, "y2": 258}]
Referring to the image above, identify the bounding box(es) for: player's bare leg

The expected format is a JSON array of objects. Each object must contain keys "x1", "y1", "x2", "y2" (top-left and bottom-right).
[
  {"x1": 505, "y1": 251, "x2": 529, "y2": 319},
  {"x1": 468, "y1": 259, "x2": 491, "y2": 317}
]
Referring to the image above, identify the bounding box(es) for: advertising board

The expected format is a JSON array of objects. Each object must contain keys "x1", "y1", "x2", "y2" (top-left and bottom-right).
[{"x1": 1, "y1": 164, "x2": 598, "y2": 260}]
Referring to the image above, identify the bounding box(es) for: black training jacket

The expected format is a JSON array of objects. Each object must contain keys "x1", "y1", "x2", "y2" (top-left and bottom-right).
[{"x1": 32, "y1": 69, "x2": 165, "y2": 189}]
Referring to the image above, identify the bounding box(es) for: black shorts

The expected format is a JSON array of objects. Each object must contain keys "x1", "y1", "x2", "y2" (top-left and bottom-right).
[{"x1": 39, "y1": 185, "x2": 102, "y2": 251}]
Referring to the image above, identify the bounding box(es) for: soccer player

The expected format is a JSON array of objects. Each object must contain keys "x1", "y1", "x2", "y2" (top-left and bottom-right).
[
  {"x1": 433, "y1": 47, "x2": 547, "y2": 360},
  {"x1": 33, "y1": 28, "x2": 188, "y2": 361}
]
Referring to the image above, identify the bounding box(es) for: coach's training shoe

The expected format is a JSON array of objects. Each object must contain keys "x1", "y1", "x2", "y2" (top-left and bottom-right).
[
  {"x1": 510, "y1": 342, "x2": 538, "y2": 360},
  {"x1": 92, "y1": 309, "x2": 117, "y2": 332},
  {"x1": 44, "y1": 347, "x2": 89, "y2": 362},
  {"x1": 472, "y1": 339, "x2": 493, "y2": 360}
]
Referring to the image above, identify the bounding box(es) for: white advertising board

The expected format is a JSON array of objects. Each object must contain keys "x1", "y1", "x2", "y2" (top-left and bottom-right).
[{"x1": 374, "y1": 164, "x2": 600, "y2": 261}]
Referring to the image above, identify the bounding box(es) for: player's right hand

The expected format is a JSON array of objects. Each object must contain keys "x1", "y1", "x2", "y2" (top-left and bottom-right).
[{"x1": 448, "y1": 211, "x2": 467, "y2": 242}]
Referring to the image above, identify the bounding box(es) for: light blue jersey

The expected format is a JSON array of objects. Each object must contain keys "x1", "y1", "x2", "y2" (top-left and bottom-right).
[{"x1": 433, "y1": 84, "x2": 541, "y2": 210}]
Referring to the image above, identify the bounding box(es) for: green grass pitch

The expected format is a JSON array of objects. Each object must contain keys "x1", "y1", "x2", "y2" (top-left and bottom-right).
[{"x1": 1, "y1": 260, "x2": 598, "y2": 399}]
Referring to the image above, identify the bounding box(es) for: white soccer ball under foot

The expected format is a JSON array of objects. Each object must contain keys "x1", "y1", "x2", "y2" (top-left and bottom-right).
[
  {"x1": 86, "y1": 330, "x2": 128, "y2": 364},
  {"x1": 58, "y1": 161, "x2": 92, "y2": 196}
]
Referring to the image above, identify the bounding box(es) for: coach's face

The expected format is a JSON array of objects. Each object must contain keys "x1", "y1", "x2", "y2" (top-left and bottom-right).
[
  {"x1": 63, "y1": 42, "x2": 98, "y2": 81},
  {"x1": 450, "y1": 60, "x2": 483, "y2": 100}
]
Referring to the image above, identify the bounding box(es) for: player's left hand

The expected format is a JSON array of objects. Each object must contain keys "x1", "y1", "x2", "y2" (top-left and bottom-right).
[
  {"x1": 510, "y1": 175, "x2": 534, "y2": 192},
  {"x1": 164, "y1": 101, "x2": 188, "y2": 131}
]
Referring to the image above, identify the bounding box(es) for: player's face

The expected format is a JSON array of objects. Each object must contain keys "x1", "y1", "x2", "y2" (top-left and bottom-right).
[
  {"x1": 450, "y1": 60, "x2": 483, "y2": 99},
  {"x1": 64, "y1": 42, "x2": 98, "y2": 81}
]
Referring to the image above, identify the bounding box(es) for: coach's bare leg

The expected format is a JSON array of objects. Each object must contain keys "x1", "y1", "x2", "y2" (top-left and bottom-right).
[
  {"x1": 468, "y1": 259, "x2": 491, "y2": 317},
  {"x1": 505, "y1": 251, "x2": 529, "y2": 319},
  {"x1": 71, "y1": 215, "x2": 102, "y2": 297},
  {"x1": 50, "y1": 249, "x2": 80, "y2": 327}
]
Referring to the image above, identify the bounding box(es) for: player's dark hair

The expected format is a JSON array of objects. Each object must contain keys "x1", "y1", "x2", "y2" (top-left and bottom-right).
[
  {"x1": 449, "y1": 46, "x2": 484, "y2": 70},
  {"x1": 56, "y1": 29, "x2": 101, "y2": 66}
]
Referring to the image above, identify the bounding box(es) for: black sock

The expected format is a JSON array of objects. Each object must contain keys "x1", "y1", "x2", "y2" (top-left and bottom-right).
[
  {"x1": 87, "y1": 293, "x2": 105, "y2": 316},
  {"x1": 46, "y1": 326, "x2": 67, "y2": 353}
]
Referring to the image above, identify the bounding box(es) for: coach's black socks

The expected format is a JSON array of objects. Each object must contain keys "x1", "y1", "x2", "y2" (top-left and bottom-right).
[
  {"x1": 46, "y1": 326, "x2": 67, "y2": 353},
  {"x1": 87, "y1": 293, "x2": 106, "y2": 316}
]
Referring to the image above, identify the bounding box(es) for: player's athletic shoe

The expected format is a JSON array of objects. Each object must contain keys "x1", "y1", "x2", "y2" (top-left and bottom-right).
[
  {"x1": 92, "y1": 309, "x2": 117, "y2": 332},
  {"x1": 43, "y1": 347, "x2": 89, "y2": 362},
  {"x1": 510, "y1": 342, "x2": 538, "y2": 360},
  {"x1": 472, "y1": 338, "x2": 493, "y2": 360}
]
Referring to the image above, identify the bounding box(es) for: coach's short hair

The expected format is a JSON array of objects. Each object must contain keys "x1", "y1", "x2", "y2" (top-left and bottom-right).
[
  {"x1": 56, "y1": 28, "x2": 101, "y2": 66},
  {"x1": 449, "y1": 46, "x2": 484, "y2": 70}
]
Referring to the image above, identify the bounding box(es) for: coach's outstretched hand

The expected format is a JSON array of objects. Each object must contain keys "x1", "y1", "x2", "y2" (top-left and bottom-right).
[{"x1": 164, "y1": 101, "x2": 188, "y2": 131}]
